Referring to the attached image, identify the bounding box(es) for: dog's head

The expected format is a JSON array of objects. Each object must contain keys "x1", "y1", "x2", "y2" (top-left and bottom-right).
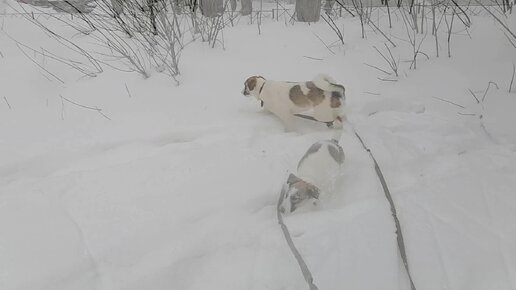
[
  {"x1": 280, "y1": 173, "x2": 320, "y2": 214},
  {"x1": 242, "y1": 76, "x2": 265, "y2": 98}
]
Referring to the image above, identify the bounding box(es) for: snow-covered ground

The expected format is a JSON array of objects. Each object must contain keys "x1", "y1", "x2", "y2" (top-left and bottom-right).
[{"x1": 1, "y1": 1, "x2": 516, "y2": 290}]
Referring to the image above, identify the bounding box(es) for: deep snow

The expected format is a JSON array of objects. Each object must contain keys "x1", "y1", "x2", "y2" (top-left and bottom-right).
[{"x1": 1, "y1": 1, "x2": 516, "y2": 290}]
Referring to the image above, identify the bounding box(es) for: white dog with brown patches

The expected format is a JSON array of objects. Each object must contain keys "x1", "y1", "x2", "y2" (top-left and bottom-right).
[
  {"x1": 242, "y1": 74, "x2": 346, "y2": 129},
  {"x1": 280, "y1": 139, "x2": 345, "y2": 213}
]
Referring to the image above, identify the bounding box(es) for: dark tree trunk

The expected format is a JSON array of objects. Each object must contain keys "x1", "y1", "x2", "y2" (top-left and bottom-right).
[
  {"x1": 296, "y1": 0, "x2": 322, "y2": 22},
  {"x1": 240, "y1": 0, "x2": 252, "y2": 15},
  {"x1": 199, "y1": 0, "x2": 224, "y2": 17}
]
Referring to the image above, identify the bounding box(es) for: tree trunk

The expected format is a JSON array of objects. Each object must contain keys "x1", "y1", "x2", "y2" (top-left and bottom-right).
[
  {"x1": 199, "y1": 0, "x2": 224, "y2": 17},
  {"x1": 240, "y1": 0, "x2": 252, "y2": 15},
  {"x1": 296, "y1": 0, "x2": 322, "y2": 22}
]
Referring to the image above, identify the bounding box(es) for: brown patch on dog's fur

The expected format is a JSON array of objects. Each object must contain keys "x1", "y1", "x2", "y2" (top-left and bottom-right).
[
  {"x1": 330, "y1": 95, "x2": 341, "y2": 108},
  {"x1": 305, "y1": 82, "x2": 325, "y2": 105},
  {"x1": 289, "y1": 82, "x2": 325, "y2": 107},
  {"x1": 305, "y1": 81, "x2": 317, "y2": 90},
  {"x1": 289, "y1": 85, "x2": 311, "y2": 107},
  {"x1": 246, "y1": 77, "x2": 257, "y2": 91}
]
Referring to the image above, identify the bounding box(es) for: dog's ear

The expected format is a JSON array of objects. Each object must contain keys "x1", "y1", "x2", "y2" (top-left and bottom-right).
[
  {"x1": 246, "y1": 76, "x2": 257, "y2": 91},
  {"x1": 287, "y1": 173, "x2": 301, "y2": 185}
]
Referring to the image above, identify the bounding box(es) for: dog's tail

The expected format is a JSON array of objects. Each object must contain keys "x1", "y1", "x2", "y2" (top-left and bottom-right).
[
  {"x1": 312, "y1": 74, "x2": 347, "y2": 127},
  {"x1": 312, "y1": 74, "x2": 345, "y2": 100}
]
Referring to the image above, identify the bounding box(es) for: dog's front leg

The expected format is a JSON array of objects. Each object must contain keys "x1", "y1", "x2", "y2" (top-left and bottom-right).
[
  {"x1": 280, "y1": 113, "x2": 297, "y2": 132},
  {"x1": 260, "y1": 105, "x2": 272, "y2": 115}
]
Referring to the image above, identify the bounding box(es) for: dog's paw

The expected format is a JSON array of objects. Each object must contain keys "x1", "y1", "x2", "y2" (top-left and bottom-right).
[{"x1": 327, "y1": 120, "x2": 344, "y2": 129}]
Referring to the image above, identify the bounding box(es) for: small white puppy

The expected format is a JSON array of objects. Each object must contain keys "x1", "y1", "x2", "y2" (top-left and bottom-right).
[
  {"x1": 280, "y1": 139, "x2": 345, "y2": 213},
  {"x1": 242, "y1": 74, "x2": 346, "y2": 129}
]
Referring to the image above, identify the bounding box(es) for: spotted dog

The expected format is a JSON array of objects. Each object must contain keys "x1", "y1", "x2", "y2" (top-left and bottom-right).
[
  {"x1": 242, "y1": 74, "x2": 346, "y2": 129},
  {"x1": 280, "y1": 139, "x2": 345, "y2": 213}
]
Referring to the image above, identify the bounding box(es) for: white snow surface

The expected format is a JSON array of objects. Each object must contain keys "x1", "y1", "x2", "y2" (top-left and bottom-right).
[{"x1": 1, "y1": 2, "x2": 516, "y2": 290}]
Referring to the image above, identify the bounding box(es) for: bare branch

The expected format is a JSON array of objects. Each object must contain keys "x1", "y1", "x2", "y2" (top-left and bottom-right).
[
  {"x1": 364, "y1": 62, "x2": 391, "y2": 75},
  {"x1": 432, "y1": 96, "x2": 466, "y2": 108},
  {"x1": 312, "y1": 32, "x2": 335, "y2": 55},
  {"x1": 482, "y1": 81, "x2": 499, "y2": 102},
  {"x1": 3, "y1": 96, "x2": 12, "y2": 110},
  {"x1": 60, "y1": 95, "x2": 111, "y2": 120},
  {"x1": 473, "y1": 0, "x2": 516, "y2": 41},
  {"x1": 125, "y1": 83, "x2": 133, "y2": 98},
  {"x1": 378, "y1": 77, "x2": 398, "y2": 82},
  {"x1": 303, "y1": 56, "x2": 323, "y2": 61},
  {"x1": 468, "y1": 89, "x2": 480, "y2": 103},
  {"x1": 368, "y1": 19, "x2": 396, "y2": 47},
  {"x1": 321, "y1": 14, "x2": 344, "y2": 45},
  {"x1": 373, "y1": 44, "x2": 399, "y2": 77},
  {"x1": 14, "y1": 42, "x2": 65, "y2": 84}
]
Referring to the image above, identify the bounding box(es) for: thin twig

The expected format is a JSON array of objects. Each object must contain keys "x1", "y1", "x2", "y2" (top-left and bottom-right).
[
  {"x1": 504, "y1": 32, "x2": 516, "y2": 49},
  {"x1": 14, "y1": 42, "x2": 65, "y2": 84},
  {"x1": 482, "y1": 81, "x2": 499, "y2": 102},
  {"x1": 473, "y1": 0, "x2": 516, "y2": 40},
  {"x1": 303, "y1": 55, "x2": 323, "y2": 61},
  {"x1": 378, "y1": 77, "x2": 398, "y2": 82},
  {"x1": 364, "y1": 62, "x2": 391, "y2": 75},
  {"x1": 60, "y1": 95, "x2": 111, "y2": 120},
  {"x1": 60, "y1": 97, "x2": 65, "y2": 120},
  {"x1": 468, "y1": 89, "x2": 480, "y2": 104},
  {"x1": 432, "y1": 96, "x2": 466, "y2": 108},
  {"x1": 320, "y1": 15, "x2": 341, "y2": 45},
  {"x1": 125, "y1": 83, "x2": 133, "y2": 98},
  {"x1": 509, "y1": 62, "x2": 515, "y2": 93},
  {"x1": 373, "y1": 45, "x2": 398, "y2": 77},
  {"x1": 368, "y1": 20, "x2": 396, "y2": 47},
  {"x1": 3, "y1": 96, "x2": 12, "y2": 110},
  {"x1": 312, "y1": 32, "x2": 335, "y2": 55},
  {"x1": 363, "y1": 91, "x2": 381, "y2": 95}
]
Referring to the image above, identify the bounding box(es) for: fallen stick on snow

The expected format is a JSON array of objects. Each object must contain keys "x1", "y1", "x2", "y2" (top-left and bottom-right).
[
  {"x1": 3, "y1": 96, "x2": 12, "y2": 110},
  {"x1": 60, "y1": 95, "x2": 111, "y2": 121}
]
